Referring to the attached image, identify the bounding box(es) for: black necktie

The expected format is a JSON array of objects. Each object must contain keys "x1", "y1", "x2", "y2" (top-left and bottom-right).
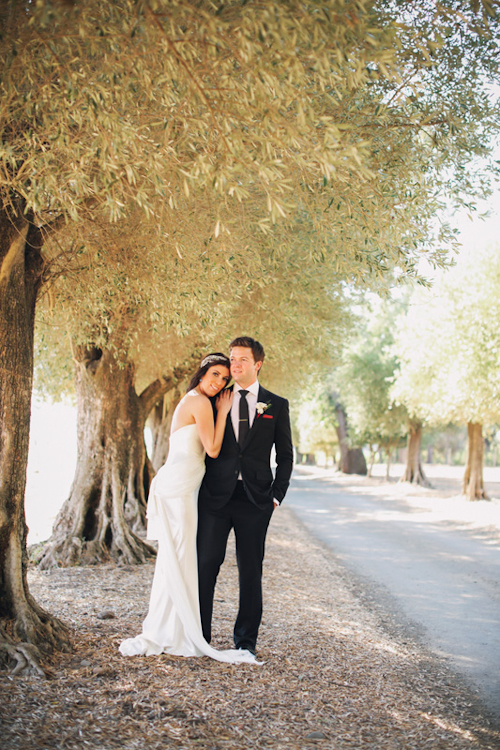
[{"x1": 238, "y1": 390, "x2": 249, "y2": 445}]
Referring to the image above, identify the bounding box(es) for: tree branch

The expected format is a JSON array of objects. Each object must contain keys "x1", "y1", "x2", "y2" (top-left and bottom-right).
[
  {"x1": 139, "y1": 348, "x2": 205, "y2": 416},
  {"x1": 139, "y1": 376, "x2": 176, "y2": 416}
]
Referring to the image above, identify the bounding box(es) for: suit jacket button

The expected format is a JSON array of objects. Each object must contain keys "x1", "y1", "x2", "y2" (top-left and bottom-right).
[{"x1": 235, "y1": 470, "x2": 238, "y2": 475}]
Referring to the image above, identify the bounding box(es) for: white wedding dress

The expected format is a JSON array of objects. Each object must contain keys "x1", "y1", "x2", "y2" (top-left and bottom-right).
[{"x1": 119, "y1": 424, "x2": 257, "y2": 664}]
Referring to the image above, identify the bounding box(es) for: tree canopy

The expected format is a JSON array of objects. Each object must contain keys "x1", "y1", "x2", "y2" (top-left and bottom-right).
[
  {"x1": 392, "y1": 246, "x2": 500, "y2": 428},
  {"x1": 2, "y1": 0, "x2": 499, "y2": 279},
  {"x1": 2, "y1": 0, "x2": 500, "y2": 667}
]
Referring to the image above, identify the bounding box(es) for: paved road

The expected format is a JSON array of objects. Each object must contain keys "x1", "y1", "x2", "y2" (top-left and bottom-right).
[{"x1": 286, "y1": 471, "x2": 500, "y2": 719}]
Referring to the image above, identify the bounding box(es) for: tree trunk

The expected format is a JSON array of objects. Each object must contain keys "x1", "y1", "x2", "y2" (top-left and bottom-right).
[
  {"x1": 462, "y1": 422, "x2": 488, "y2": 501},
  {"x1": 334, "y1": 402, "x2": 367, "y2": 475},
  {"x1": 367, "y1": 445, "x2": 376, "y2": 477},
  {"x1": 0, "y1": 207, "x2": 69, "y2": 668},
  {"x1": 400, "y1": 420, "x2": 431, "y2": 487},
  {"x1": 148, "y1": 387, "x2": 183, "y2": 472},
  {"x1": 37, "y1": 346, "x2": 175, "y2": 568},
  {"x1": 385, "y1": 448, "x2": 392, "y2": 481}
]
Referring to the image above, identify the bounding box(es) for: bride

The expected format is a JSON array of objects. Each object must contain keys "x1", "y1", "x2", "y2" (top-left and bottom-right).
[{"x1": 119, "y1": 353, "x2": 257, "y2": 664}]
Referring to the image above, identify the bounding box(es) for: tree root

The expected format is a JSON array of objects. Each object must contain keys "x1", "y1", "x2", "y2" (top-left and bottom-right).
[
  {"x1": 36, "y1": 529, "x2": 156, "y2": 569},
  {"x1": 0, "y1": 599, "x2": 71, "y2": 677},
  {"x1": 36, "y1": 536, "x2": 84, "y2": 570},
  {"x1": 399, "y1": 467, "x2": 432, "y2": 488},
  {"x1": 0, "y1": 640, "x2": 46, "y2": 677},
  {"x1": 0, "y1": 621, "x2": 57, "y2": 678},
  {"x1": 463, "y1": 484, "x2": 489, "y2": 501},
  {"x1": 5, "y1": 595, "x2": 71, "y2": 650}
]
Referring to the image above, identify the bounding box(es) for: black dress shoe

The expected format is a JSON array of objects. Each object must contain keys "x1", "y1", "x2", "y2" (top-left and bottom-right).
[{"x1": 237, "y1": 645, "x2": 256, "y2": 656}]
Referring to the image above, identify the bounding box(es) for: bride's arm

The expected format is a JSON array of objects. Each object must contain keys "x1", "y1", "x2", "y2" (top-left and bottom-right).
[{"x1": 192, "y1": 391, "x2": 233, "y2": 458}]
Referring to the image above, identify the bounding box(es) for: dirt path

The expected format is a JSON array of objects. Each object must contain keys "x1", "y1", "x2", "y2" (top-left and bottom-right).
[{"x1": 2, "y1": 505, "x2": 499, "y2": 750}]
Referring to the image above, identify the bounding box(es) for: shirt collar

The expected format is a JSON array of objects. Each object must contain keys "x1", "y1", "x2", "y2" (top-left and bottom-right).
[{"x1": 234, "y1": 379, "x2": 259, "y2": 397}]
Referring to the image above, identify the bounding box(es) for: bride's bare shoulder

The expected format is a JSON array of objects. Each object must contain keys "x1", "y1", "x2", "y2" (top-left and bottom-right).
[
  {"x1": 177, "y1": 390, "x2": 202, "y2": 406},
  {"x1": 182, "y1": 390, "x2": 209, "y2": 406},
  {"x1": 173, "y1": 391, "x2": 209, "y2": 424},
  {"x1": 187, "y1": 390, "x2": 211, "y2": 410}
]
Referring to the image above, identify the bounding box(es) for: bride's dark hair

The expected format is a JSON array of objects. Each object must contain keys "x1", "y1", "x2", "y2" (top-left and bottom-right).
[{"x1": 186, "y1": 352, "x2": 231, "y2": 393}]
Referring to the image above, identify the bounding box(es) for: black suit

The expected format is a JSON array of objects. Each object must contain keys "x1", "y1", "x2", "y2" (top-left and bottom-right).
[{"x1": 197, "y1": 384, "x2": 293, "y2": 651}]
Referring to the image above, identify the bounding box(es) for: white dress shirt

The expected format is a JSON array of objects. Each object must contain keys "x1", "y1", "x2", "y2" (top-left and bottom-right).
[{"x1": 231, "y1": 380, "x2": 260, "y2": 443}]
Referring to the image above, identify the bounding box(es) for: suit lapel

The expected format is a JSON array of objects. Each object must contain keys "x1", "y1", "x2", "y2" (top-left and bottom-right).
[
  {"x1": 228, "y1": 419, "x2": 238, "y2": 447},
  {"x1": 241, "y1": 385, "x2": 270, "y2": 450}
]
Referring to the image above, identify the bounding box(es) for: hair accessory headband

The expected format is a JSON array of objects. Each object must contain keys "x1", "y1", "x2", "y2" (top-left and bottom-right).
[{"x1": 201, "y1": 354, "x2": 229, "y2": 368}]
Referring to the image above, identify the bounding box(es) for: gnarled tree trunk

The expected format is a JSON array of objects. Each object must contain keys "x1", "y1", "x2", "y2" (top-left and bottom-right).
[
  {"x1": 148, "y1": 387, "x2": 183, "y2": 472},
  {"x1": 37, "y1": 346, "x2": 175, "y2": 568},
  {"x1": 0, "y1": 207, "x2": 69, "y2": 669},
  {"x1": 400, "y1": 420, "x2": 430, "y2": 487},
  {"x1": 462, "y1": 422, "x2": 488, "y2": 501},
  {"x1": 334, "y1": 402, "x2": 367, "y2": 475}
]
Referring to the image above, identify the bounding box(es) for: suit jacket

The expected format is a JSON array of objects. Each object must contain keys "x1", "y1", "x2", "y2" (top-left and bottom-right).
[{"x1": 199, "y1": 385, "x2": 294, "y2": 510}]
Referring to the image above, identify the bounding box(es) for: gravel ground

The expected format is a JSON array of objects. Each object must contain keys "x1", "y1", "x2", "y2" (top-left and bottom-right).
[{"x1": 2, "y1": 506, "x2": 499, "y2": 750}]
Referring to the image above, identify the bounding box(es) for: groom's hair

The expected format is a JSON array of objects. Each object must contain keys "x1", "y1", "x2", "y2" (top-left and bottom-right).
[{"x1": 229, "y1": 336, "x2": 265, "y2": 364}]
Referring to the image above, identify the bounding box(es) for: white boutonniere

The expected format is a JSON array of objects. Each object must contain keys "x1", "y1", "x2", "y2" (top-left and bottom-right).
[{"x1": 256, "y1": 401, "x2": 271, "y2": 417}]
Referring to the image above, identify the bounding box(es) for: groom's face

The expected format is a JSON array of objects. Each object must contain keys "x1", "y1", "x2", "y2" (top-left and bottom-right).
[{"x1": 230, "y1": 346, "x2": 262, "y2": 388}]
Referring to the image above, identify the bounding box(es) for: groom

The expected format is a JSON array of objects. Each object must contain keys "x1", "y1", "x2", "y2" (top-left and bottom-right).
[{"x1": 197, "y1": 336, "x2": 293, "y2": 654}]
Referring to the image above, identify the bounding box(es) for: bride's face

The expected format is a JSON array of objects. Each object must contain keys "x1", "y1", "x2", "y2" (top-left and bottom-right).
[{"x1": 199, "y1": 365, "x2": 230, "y2": 397}]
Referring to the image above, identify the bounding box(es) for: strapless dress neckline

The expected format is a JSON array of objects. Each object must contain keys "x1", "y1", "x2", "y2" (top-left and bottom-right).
[{"x1": 170, "y1": 423, "x2": 198, "y2": 438}]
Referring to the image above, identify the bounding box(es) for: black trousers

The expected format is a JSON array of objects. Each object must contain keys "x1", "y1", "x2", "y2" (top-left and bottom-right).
[{"x1": 197, "y1": 481, "x2": 274, "y2": 651}]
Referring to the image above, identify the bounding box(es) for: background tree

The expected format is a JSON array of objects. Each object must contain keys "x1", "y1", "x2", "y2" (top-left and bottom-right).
[
  {"x1": 392, "y1": 245, "x2": 500, "y2": 500},
  {"x1": 399, "y1": 419, "x2": 431, "y2": 487},
  {"x1": 332, "y1": 397, "x2": 368, "y2": 475},
  {"x1": 294, "y1": 389, "x2": 340, "y2": 466},
  {"x1": 421, "y1": 424, "x2": 467, "y2": 465},
  {"x1": 293, "y1": 383, "x2": 368, "y2": 474},
  {"x1": 335, "y1": 298, "x2": 408, "y2": 478},
  {"x1": 148, "y1": 387, "x2": 185, "y2": 473}
]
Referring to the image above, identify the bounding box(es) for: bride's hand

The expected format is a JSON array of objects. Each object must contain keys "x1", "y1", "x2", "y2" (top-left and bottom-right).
[{"x1": 215, "y1": 389, "x2": 233, "y2": 416}]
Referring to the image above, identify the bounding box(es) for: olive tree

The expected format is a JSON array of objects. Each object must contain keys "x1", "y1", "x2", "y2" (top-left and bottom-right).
[
  {"x1": 335, "y1": 298, "x2": 408, "y2": 478},
  {"x1": 392, "y1": 245, "x2": 500, "y2": 499}
]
